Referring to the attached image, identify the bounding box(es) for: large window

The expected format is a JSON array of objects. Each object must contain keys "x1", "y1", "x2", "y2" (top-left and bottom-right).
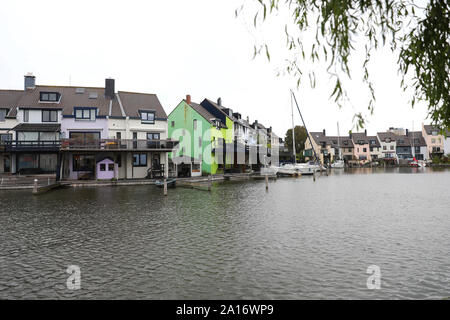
[
  {"x1": 141, "y1": 111, "x2": 155, "y2": 124},
  {"x1": 0, "y1": 133, "x2": 12, "y2": 142},
  {"x1": 42, "y1": 110, "x2": 58, "y2": 122},
  {"x1": 147, "y1": 133, "x2": 160, "y2": 140},
  {"x1": 40, "y1": 92, "x2": 59, "y2": 102},
  {"x1": 73, "y1": 155, "x2": 95, "y2": 172},
  {"x1": 74, "y1": 108, "x2": 96, "y2": 121},
  {"x1": 133, "y1": 153, "x2": 147, "y2": 167},
  {"x1": 23, "y1": 110, "x2": 29, "y2": 122},
  {"x1": 0, "y1": 109, "x2": 7, "y2": 121},
  {"x1": 69, "y1": 132, "x2": 100, "y2": 144}
]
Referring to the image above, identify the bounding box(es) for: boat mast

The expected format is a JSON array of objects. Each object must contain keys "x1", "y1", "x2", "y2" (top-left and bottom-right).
[
  {"x1": 337, "y1": 122, "x2": 342, "y2": 160},
  {"x1": 290, "y1": 90, "x2": 319, "y2": 164},
  {"x1": 411, "y1": 121, "x2": 415, "y2": 158},
  {"x1": 291, "y1": 92, "x2": 296, "y2": 163}
]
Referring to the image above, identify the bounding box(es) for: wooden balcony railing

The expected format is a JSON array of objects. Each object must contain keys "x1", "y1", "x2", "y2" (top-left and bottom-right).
[
  {"x1": 60, "y1": 139, "x2": 178, "y2": 151},
  {"x1": 1, "y1": 140, "x2": 61, "y2": 151}
]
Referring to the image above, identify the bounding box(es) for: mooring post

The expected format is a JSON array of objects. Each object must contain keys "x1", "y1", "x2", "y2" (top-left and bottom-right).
[
  {"x1": 313, "y1": 171, "x2": 316, "y2": 182},
  {"x1": 48, "y1": 177, "x2": 50, "y2": 186},
  {"x1": 163, "y1": 178, "x2": 167, "y2": 196},
  {"x1": 33, "y1": 179, "x2": 38, "y2": 193},
  {"x1": 265, "y1": 174, "x2": 269, "y2": 190},
  {"x1": 208, "y1": 174, "x2": 212, "y2": 191}
]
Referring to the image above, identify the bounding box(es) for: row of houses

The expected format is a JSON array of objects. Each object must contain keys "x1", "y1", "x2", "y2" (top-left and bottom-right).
[
  {"x1": 0, "y1": 74, "x2": 281, "y2": 180},
  {"x1": 305, "y1": 126, "x2": 449, "y2": 165},
  {"x1": 167, "y1": 96, "x2": 281, "y2": 177}
]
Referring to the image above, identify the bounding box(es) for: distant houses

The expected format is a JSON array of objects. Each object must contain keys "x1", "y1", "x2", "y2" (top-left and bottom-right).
[{"x1": 305, "y1": 126, "x2": 447, "y2": 166}]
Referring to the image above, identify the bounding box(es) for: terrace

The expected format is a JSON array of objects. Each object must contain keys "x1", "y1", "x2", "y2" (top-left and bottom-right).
[{"x1": 60, "y1": 138, "x2": 178, "y2": 152}]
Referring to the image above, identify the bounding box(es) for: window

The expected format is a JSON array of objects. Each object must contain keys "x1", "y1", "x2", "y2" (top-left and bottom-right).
[
  {"x1": 23, "y1": 109, "x2": 29, "y2": 122},
  {"x1": 116, "y1": 132, "x2": 121, "y2": 140},
  {"x1": 73, "y1": 155, "x2": 95, "y2": 172},
  {"x1": 133, "y1": 153, "x2": 147, "y2": 167},
  {"x1": 363, "y1": 148, "x2": 367, "y2": 152},
  {"x1": 141, "y1": 111, "x2": 155, "y2": 123},
  {"x1": 390, "y1": 145, "x2": 394, "y2": 150},
  {"x1": 193, "y1": 119, "x2": 197, "y2": 130},
  {"x1": 370, "y1": 140, "x2": 376, "y2": 145},
  {"x1": 0, "y1": 133, "x2": 12, "y2": 141},
  {"x1": 147, "y1": 133, "x2": 160, "y2": 140},
  {"x1": 0, "y1": 109, "x2": 7, "y2": 121},
  {"x1": 40, "y1": 92, "x2": 59, "y2": 102},
  {"x1": 69, "y1": 132, "x2": 100, "y2": 145},
  {"x1": 383, "y1": 145, "x2": 387, "y2": 150},
  {"x1": 100, "y1": 164, "x2": 106, "y2": 171},
  {"x1": 370, "y1": 147, "x2": 373, "y2": 152},
  {"x1": 431, "y1": 138, "x2": 436, "y2": 143},
  {"x1": 42, "y1": 110, "x2": 58, "y2": 122},
  {"x1": 171, "y1": 121, "x2": 175, "y2": 127},
  {"x1": 74, "y1": 108, "x2": 96, "y2": 120},
  {"x1": 108, "y1": 163, "x2": 114, "y2": 171}
]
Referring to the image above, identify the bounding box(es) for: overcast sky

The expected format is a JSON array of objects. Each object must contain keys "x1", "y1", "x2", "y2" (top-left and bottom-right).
[{"x1": 0, "y1": 0, "x2": 430, "y2": 138}]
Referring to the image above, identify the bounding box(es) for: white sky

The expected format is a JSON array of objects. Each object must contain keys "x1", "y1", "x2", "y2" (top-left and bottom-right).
[{"x1": 0, "y1": 0, "x2": 430, "y2": 138}]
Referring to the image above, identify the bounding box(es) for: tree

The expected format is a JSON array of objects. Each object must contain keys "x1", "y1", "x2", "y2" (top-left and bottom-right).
[
  {"x1": 284, "y1": 125, "x2": 307, "y2": 159},
  {"x1": 237, "y1": 0, "x2": 449, "y2": 130}
]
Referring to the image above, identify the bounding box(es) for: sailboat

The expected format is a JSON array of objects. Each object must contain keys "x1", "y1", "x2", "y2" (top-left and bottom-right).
[
  {"x1": 409, "y1": 122, "x2": 426, "y2": 168},
  {"x1": 331, "y1": 122, "x2": 345, "y2": 169}
]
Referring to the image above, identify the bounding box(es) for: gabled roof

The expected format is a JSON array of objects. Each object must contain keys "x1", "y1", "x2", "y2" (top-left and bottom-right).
[
  {"x1": 377, "y1": 131, "x2": 398, "y2": 142},
  {"x1": 117, "y1": 91, "x2": 167, "y2": 119},
  {"x1": 0, "y1": 90, "x2": 25, "y2": 117},
  {"x1": 188, "y1": 101, "x2": 227, "y2": 128},
  {"x1": 202, "y1": 98, "x2": 233, "y2": 121},
  {"x1": 423, "y1": 124, "x2": 441, "y2": 135},
  {"x1": 408, "y1": 131, "x2": 427, "y2": 147},
  {"x1": 351, "y1": 132, "x2": 370, "y2": 144}
]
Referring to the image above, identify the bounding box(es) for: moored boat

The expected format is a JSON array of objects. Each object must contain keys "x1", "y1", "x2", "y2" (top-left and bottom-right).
[{"x1": 155, "y1": 178, "x2": 176, "y2": 188}]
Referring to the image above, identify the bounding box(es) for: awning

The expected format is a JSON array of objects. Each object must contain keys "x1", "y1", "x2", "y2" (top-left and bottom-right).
[{"x1": 12, "y1": 123, "x2": 61, "y2": 132}]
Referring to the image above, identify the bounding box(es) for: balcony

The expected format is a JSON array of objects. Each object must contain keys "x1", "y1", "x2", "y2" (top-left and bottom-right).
[
  {"x1": 1, "y1": 140, "x2": 61, "y2": 152},
  {"x1": 60, "y1": 139, "x2": 178, "y2": 152}
]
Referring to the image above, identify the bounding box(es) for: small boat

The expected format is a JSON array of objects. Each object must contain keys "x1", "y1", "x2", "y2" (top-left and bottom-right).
[
  {"x1": 409, "y1": 158, "x2": 426, "y2": 168},
  {"x1": 331, "y1": 159, "x2": 345, "y2": 169},
  {"x1": 295, "y1": 162, "x2": 322, "y2": 175},
  {"x1": 278, "y1": 164, "x2": 302, "y2": 176},
  {"x1": 260, "y1": 166, "x2": 279, "y2": 175},
  {"x1": 155, "y1": 178, "x2": 176, "y2": 188}
]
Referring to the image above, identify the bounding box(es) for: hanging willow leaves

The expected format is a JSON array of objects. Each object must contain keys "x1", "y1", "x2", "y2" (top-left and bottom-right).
[{"x1": 238, "y1": 0, "x2": 450, "y2": 131}]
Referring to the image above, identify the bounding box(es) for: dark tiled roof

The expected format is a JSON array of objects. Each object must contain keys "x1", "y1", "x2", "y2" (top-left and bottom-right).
[
  {"x1": 377, "y1": 132, "x2": 398, "y2": 142},
  {"x1": 408, "y1": 131, "x2": 427, "y2": 147},
  {"x1": 12, "y1": 123, "x2": 61, "y2": 132},
  {"x1": 423, "y1": 125, "x2": 440, "y2": 135},
  {"x1": 352, "y1": 132, "x2": 371, "y2": 144},
  {"x1": 189, "y1": 101, "x2": 227, "y2": 128},
  {"x1": 202, "y1": 98, "x2": 233, "y2": 121},
  {"x1": 0, "y1": 90, "x2": 25, "y2": 117},
  {"x1": 117, "y1": 91, "x2": 166, "y2": 119},
  {"x1": 367, "y1": 136, "x2": 381, "y2": 147}
]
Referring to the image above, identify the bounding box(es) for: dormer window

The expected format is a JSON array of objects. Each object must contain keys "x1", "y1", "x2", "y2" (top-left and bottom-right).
[
  {"x1": 370, "y1": 140, "x2": 376, "y2": 145},
  {"x1": 74, "y1": 107, "x2": 96, "y2": 121},
  {"x1": 141, "y1": 111, "x2": 155, "y2": 124},
  {"x1": 40, "y1": 92, "x2": 60, "y2": 102}
]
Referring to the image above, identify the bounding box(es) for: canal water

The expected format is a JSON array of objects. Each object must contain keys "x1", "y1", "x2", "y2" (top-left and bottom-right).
[{"x1": 0, "y1": 168, "x2": 449, "y2": 299}]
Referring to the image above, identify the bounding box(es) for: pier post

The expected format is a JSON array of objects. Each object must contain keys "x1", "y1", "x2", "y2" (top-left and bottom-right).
[
  {"x1": 265, "y1": 175, "x2": 269, "y2": 190},
  {"x1": 163, "y1": 178, "x2": 167, "y2": 196},
  {"x1": 33, "y1": 179, "x2": 38, "y2": 193},
  {"x1": 208, "y1": 174, "x2": 212, "y2": 191},
  {"x1": 313, "y1": 171, "x2": 316, "y2": 182}
]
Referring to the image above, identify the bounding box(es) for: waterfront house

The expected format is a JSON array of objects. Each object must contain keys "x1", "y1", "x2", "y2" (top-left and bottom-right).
[
  {"x1": 351, "y1": 131, "x2": 372, "y2": 163},
  {"x1": 409, "y1": 131, "x2": 428, "y2": 160},
  {"x1": 305, "y1": 130, "x2": 332, "y2": 165},
  {"x1": 3, "y1": 74, "x2": 62, "y2": 175},
  {"x1": 168, "y1": 95, "x2": 226, "y2": 176},
  {"x1": 422, "y1": 124, "x2": 445, "y2": 159},
  {"x1": 0, "y1": 89, "x2": 22, "y2": 174},
  {"x1": 60, "y1": 78, "x2": 174, "y2": 180},
  {"x1": 444, "y1": 129, "x2": 450, "y2": 156},
  {"x1": 377, "y1": 131, "x2": 397, "y2": 163},
  {"x1": 368, "y1": 136, "x2": 382, "y2": 161},
  {"x1": 394, "y1": 133, "x2": 412, "y2": 161}
]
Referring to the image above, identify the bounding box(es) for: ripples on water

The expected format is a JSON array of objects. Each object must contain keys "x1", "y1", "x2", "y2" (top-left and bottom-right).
[{"x1": 0, "y1": 167, "x2": 449, "y2": 299}]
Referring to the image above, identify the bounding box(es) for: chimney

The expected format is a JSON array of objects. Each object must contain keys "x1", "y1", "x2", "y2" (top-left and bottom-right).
[
  {"x1": 349, "y1": 132, "x2": 352, "y2": 139},
  {"x1": 186, "y1": 94, "x2": 191, "y2": 105},
  {"x1": 406, "y1": 129, "x2": 409, "y2": 136},
  {"x1": 105, "y1": 78, "x2": 115, "y2": 99},
  {"x1": 323, "y1": 129, "x2": 326, "y2": 135},
  {"x1": 24, "y1": 73, "x2": 36, "y2": 90},
  {"x1": 217, "y1": 97, "x2": 222, "y2": 106},
  {"x1": 364, "y1": 129, "x2": 367, "y2": 135},
  {"x1": 247, "y1": 116, "x2": 249, "y2": 123}
]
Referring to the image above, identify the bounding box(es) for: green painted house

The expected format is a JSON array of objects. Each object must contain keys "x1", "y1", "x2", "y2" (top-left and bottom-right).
[{"x1": 168, "y1": 96, "x2": 233, "y2": 176}]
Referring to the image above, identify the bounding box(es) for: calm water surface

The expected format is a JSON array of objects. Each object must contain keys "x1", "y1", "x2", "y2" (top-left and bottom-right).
[{"x1": 0, "y1": 168, "x2": 449, "y2": 299}]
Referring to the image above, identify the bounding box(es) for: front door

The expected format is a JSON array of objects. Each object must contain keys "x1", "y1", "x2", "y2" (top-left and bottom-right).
[{"x1": 3, "y1": 155, "x2": 10, "y2": 173}]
